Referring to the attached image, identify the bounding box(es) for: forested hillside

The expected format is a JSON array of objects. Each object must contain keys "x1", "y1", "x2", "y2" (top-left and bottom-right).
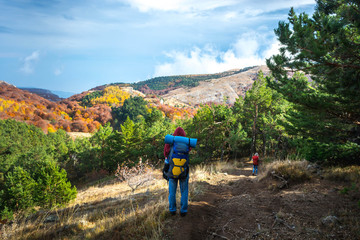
[
  {"x1": 0, "y1": 83, "x2": 196, "y2": 133},
  {"x1": 131, "y1": 66, "x2": 255, "y2": 94}
]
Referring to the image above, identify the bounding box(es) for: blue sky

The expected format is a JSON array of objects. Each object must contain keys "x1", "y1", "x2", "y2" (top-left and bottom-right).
[{"x1": 0, "y1": 0, "x2": 316, "y2": 94}]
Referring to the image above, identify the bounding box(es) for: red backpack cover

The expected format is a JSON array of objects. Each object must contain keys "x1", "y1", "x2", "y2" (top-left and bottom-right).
[{"x1": 252, "y1": 155, "x2": 259, "y2": 165}]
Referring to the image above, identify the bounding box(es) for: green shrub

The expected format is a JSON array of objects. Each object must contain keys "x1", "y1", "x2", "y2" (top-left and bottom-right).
[
  {"x1": 0, "y1": 150, "x2": 77, "y2": 217},
  {"x1": 4, "y1": 167, "x2": 36, "y2": 212},
  {"x1": 299, "y1": 140, "x2": 360, "y2": 165},
  {"x1": 0, "y1": 120, "x2": 77, "y2": 219},
  {"x1": 33, "y1": 161, "x2": 77, "y2": 208}
]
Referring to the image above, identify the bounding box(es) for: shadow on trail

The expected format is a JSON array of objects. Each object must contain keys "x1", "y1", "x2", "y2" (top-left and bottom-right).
[
  {"x1": 163, "y1": 181, "x2": 230, "y2": 240},
  {"x1": 165, "y1": 161, "x2": 256, "y2": 240},
  {"x1": 166, "y1": 160, "x2": 360, "y2": 240}
]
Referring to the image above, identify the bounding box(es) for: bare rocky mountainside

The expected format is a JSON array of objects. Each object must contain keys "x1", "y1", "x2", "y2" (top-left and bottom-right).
[
  {"x1": 90, "y1": 65, "x2": 269, "y2": 107},
  {"x1": 161, "y1": 65, "x2": 269, "y2": 106}
]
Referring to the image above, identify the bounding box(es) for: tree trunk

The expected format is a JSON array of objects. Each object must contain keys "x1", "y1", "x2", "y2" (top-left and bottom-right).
[
  {"x1": 250, "y1": 104, "x2": 258, "y2": 160},
  {"x1": 262, "y1": 130, "x2": 266, "y2": 157},
  {"x1": 275, "y1": 134, "x2": 281, "y2": 159}
]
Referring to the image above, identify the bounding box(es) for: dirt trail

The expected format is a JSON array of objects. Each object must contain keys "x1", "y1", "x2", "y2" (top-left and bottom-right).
[{"x1": 164, "y1": 161, "x2": 360, "y2": 240}]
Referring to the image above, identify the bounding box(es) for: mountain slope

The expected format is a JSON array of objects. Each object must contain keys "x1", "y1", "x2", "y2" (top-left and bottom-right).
[
  {"x1": 161, "y1": 65, "x2": 269, "y2": 106},
  {"x1": 20, "y1": 87, "x2": 63, "y2": 102},
  {"x1": 92, "y1": 66, "x2": 266, "y2": 106},
  {"x1": 132, "y1": 66, "x2": 256, "y2": 93},
  {"x1": 0, "y1": 81, "x2": 111, "y2": 132},
  {"x1": 0, "y1": 65, "x2": 269, "y2": 132}
]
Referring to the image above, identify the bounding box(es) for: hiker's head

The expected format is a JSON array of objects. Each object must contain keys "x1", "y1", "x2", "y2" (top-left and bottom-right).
[
  {"x1": 173, "y1": 127, "x2": 186, "y2": 137},
  {"x1": 255, "y1": 153, "x2": 258, "y2": 156}
]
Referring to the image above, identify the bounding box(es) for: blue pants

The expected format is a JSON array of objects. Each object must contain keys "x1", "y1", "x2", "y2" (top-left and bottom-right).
[
  {"x1": 168, "y1": 175, "x2": 189, "y2": 213},
  {"x1": 253, "y1": 165, "x2": 258, "y2": 174}
]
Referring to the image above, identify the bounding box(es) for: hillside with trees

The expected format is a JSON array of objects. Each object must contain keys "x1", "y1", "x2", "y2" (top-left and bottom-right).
[
  {"x1": 0, "y1": 0, "x2": 359, "y2": 239},
  {"x1": 0, "y1": 83, "x2": 196, "y2": 133},
  {"x1": 131, "y1": 66, "x2": 255, "y2": 94}
]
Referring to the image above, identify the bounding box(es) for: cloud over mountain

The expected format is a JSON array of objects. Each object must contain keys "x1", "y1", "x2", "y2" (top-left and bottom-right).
[
  {"x1": 20, "y1": 51, "x2": 40, "y2": 74},
  {"x1": 154, "y1": 33, "x2": 280, "y2": 77}
]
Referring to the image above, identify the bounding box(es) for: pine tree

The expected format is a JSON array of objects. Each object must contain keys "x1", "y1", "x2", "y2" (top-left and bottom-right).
[{"x1": 266, "y1": 0, "x2": 360, "y2": 163}]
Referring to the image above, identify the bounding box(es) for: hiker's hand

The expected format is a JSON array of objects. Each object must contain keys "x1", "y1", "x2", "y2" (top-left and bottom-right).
[
  {"x1": 162, "y1": 163, "x2": 169, "y2": 180},
  {"x1": 163, "y1": 163, "x2": 169, "y2": 173},
  {"x1": 162, "y1": 171, "x2": 169, "y2": 181}
]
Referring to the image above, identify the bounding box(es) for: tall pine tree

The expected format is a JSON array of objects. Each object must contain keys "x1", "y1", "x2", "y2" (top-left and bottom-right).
[{"x1": 266, "y1": 0, "x2": 360, "y2": 164}]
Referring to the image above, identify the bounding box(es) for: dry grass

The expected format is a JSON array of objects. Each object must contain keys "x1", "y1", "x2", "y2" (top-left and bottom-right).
[
  {"x1": 0, "y1": 162, "x2": 235, "y2": 240},
  {"x1": 323, "y1": 165, "x2": 360, "y2": 184},
  {"x1": 257, "y1": 160, "x2": 311, "y2": 184},
  {"x1": 1, "y1": 171, "x2": 169, "y2": 240}
]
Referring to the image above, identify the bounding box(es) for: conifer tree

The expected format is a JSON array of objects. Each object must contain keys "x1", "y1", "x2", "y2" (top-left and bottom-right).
[{"x1": 266, "y1": 0, "x2": 360, "y2": 163}]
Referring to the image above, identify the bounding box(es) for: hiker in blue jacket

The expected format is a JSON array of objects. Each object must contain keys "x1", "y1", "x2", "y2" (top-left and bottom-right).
[{"x1": 163, "y1": 127, "x2": 191, "y2": 217}]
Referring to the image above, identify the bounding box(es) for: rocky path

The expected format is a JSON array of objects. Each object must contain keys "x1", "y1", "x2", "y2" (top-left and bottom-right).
[{"x1": 164, "y1": 161, "x2": 360, "y2": 240}]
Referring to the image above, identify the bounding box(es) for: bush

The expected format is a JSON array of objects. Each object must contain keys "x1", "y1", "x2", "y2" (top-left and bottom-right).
[
  {"x1": 33, "y1": 160, "x2": 77, "y2": 208},
  {"x1": 323, "y1": 166, "x2": 360, "y2": 184},
  {"x1": 3, "y1": 167, "x2": 36, "y2": 214},
  {"x1": 299, "y1": 140, "x2": 360, "y2": 165},
  {"x1": 275, "y1": 162, "x2": 311, "y2": 183},
  {"x1": 0, "y1": 120, "x2": 77, "y2": 219},
  {"x1": 0, "y1": 148, "x2": 77, "y2": 217},
  {"x1": 259, "y1": 160, "x2": 311, "y2": 184}
]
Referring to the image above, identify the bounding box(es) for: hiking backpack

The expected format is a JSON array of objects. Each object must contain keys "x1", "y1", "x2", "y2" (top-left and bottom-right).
[{"x1": 166, "y1": 141, "x2": 190, "y2": 179}]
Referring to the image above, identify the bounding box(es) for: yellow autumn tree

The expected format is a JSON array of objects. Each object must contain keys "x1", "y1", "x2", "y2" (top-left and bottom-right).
[{"x1": 90, "y1": 86, "x2": 131, "y2": 107}]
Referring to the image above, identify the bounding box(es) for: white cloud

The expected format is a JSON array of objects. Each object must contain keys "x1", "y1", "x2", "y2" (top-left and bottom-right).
[
  {"x1": 20, "y1": 51, "x2": 40, "y2": 74},
  {"x1": 263, "y1": 40, "x2": 282, "y2": 59},
  {"x1": 122, "y1": 0, "x2": 237, "y2": 12},
  {"x1": 154, "y1": 33, "x2": 281, "y2": 77},
  {"x1": 54, "y1": 66, "x2": 63, "y2": 76},
  {"x1": 122, "y1": 0, "x2": 315, "y2": 14}
]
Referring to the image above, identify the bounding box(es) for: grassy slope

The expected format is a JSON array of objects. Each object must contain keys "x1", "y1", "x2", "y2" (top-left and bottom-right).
[{"x1": 2, "y1": 160, "x2": 360, "y2": 240}]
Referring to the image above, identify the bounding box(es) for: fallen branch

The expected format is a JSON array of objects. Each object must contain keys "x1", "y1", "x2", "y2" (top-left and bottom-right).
[
  {"x1": 271, "y1": 171, "x2": 288, "y2": 188},
  {"x1": 271, "y1": 215, "x2": 295, "y2": 231},
  {"x1": 237, "y1": 226, "x2": 252, "y2": 233},
  {"x1": 210, "y1": 232, "x2": 229, "y2": 240},
  {"x1": 222, "y1": 218, "x2": 234, "y2": 233}
]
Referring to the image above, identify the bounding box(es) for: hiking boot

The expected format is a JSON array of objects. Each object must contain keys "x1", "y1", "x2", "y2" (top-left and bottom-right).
[
  {"x1": 180, "y1": 212, "x2": 187, "y2": 217},
  {"x1": 170, "y1": 211, "x2": 176, "y2": 216}
]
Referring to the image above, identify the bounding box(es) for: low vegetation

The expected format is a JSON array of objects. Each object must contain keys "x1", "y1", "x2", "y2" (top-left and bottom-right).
[
  {"x1": 2, "y1": 160, "x2": 359, "y2": 239},
  {"x1": 323, "y1": 166, "x2": 360, "y2": 184},
  {"x1": 258, "y1": 160, "x2": 312, "y2": 185},
  {"x1": 0, "y1": 161, "x2": 228, "y2": 239}
]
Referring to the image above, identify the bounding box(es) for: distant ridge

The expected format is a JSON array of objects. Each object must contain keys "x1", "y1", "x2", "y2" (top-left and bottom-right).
[
  {"x1": 85, "y1": 65, "x2": 268, "y2": 106},
  {"x1": 20, "y1": 87, "x2": 62, "y2": 102},
  {"x1": 160, "y1": 65, "x2": 270, "y2": 106}
]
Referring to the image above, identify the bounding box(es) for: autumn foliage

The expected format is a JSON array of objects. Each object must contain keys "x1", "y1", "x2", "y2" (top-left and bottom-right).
[
  {"x1": 0, "y1": 83, "x2": 109, "y2": 133},
  {"x1": 0, "y1": 83, "x2": 197, "y2": 133}
]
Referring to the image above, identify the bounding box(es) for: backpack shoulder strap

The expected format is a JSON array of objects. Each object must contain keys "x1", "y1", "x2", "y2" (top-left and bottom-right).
[{"x1": 168, "y1": 144, "x2": 174, "y2": 159}]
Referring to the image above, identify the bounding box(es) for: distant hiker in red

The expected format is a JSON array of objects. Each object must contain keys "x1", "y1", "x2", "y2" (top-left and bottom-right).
[
  {"x1": 163, "y1": 127, "x2": 191, "y2": 217},
  {"x1": 252, "y1": 153, "x2": 259, "y2": 176}
]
